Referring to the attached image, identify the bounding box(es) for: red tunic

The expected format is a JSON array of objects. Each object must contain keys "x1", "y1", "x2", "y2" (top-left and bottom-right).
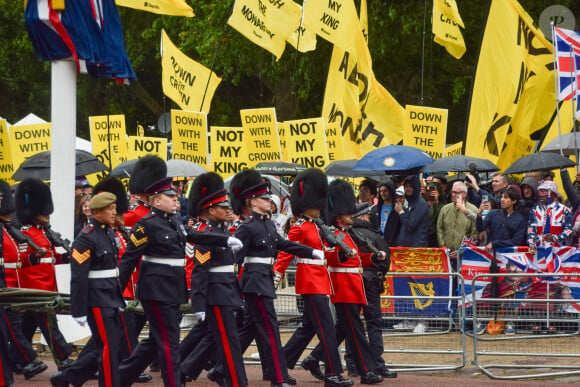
[
  {"x1": 186, "y1": 220, "x2": 209, "y2": 288},
  {"x1": 326, "y1": 228, "x2": 366, "y2": 305},
  {"x1": 114, "y1": 229, "x2": 136, "y2": 299},
  {"x1": 3, "y1": 230, "x2": 32, "y2": 288},
  {"x1": 123, "y1": 202, "x2": 151, "y2": 228},
  {"x1": 275, "y1": 218, "x2": 331, "y2": 295},
  {"x1": 20, "y1": 226, "x2": 60, "y2": 291}
]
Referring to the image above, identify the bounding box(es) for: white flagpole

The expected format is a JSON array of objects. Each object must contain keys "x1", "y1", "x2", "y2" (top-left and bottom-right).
[{"x1": 552, "y1": 23, "x2": 563, "y2": 156}]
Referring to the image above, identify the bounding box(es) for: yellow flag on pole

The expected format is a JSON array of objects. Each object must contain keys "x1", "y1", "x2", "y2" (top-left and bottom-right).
[
  {"x1": 161, "y1": 30, "x2": 222, "y2": 113},
  {"x1": 115, "y1": 0, "x2": 194, "y2": 17},
  {"x1": 432, "y1": 0, "x2": 466, "y2": 59},
  {"x1": 227, "y1": 0, "x2": 301, "y2": 60},
  {"x1": 303, "y1": 0, "x2": 360, "y2": 51}
]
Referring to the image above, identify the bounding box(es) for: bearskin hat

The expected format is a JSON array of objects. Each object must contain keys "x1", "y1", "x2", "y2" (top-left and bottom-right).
[
  {"x1": 229, "y1": 169, "x2": 263, "y2": 215},
  {"x1": 0, "y1": 180, "x2": 15, "y2": 216},
  {"x1": 326, "y1": 179, "x2": 357, "y2": 224},
  {"x1": 15, "y1": 178, "x2": 53, "y2": 225},
  {"x1": 188, "y1": 172, "x2": 225, "y2": 218},
  {"x1": 290, "y1": 168, "x2": 327, "y2": 215},
  {"x1": 128, "y1": 155, "x2": 167, "y2": 195},
  {"x1": 94, "y1": 177, "x2": 129, "y2": 215}
]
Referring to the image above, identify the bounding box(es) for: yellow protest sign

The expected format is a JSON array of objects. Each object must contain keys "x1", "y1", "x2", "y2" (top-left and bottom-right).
[
  {"x1": 325, "y1": 121, "x2": 345, "y2": 162},
  {"x1": 161, "y1": 30, "x2": 222, "y2": 113},
  {"x1": 210, "y1": 126, "x2": 248, "y2": 178},
  {"x1": 0, "y1": 120, "x2": 14, "y2": 183},
  {"x1": 444, "y1": 141, "x2": 463, "y2": 157},
  {"x1": 89, "y1": 115, "x2": 128, "y2": 169},
  {"x1": 403, "y1": 105, "x2": 447, "y2": 159},
  {"x1": 240, "y1": 108, "x2": 281, "y2": 167},
  {"x1": 115, "y1": 0, "x2": 194, "y2": 17},
  {"x1": 277, "y1": 123, "x2": 289, "y2": 161},
  {"x1": 285, "y1": 117, "x2": 328, "y2": 169},
  {"x1": 127, "y1": 136, "x2": 167, "y2": 160},
  {"x1": 171, "y1": 110, "x2": 209, "y2": 168},
  {"x1": 9, "y1": 122, "x2": 51, "y2": 175}
]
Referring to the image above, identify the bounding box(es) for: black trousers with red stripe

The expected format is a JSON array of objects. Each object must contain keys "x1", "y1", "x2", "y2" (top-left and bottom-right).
[
  {"x1": 0, "y1": 306, "x2": 13, "y2": 386},
  {"x1": 180, "y1": 329, "x2": 215, "y2": 380},
  {"x1": 119, "y1": 300, "x2": 181, "y2": 387},
  {"x1": 88, "y1": 307, "x2": 121, "y2": 387},
  {"x1": 244, "y1": 293, "x2": 288, "y2": 384},
  {"x1": 311, "y1": 302, "x2": 377, "y2": 375},
  {"x1": 207, "y1": 305, "x2": 247, "y2": 387},
  {"x1": 283, "y1": 294, "x2": 343, "y2": 376}
]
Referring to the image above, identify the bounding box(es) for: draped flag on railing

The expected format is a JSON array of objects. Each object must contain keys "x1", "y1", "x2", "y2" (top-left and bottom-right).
[
  {"x1": 382, "y1": 247, "x2": 452, "y2": 315},
  {"x1": 460, "y1": 246, "x2": 580, "y2": 312}
]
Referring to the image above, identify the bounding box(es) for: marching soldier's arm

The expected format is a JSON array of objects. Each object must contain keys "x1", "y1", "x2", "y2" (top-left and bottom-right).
[
  {"x1": 186, "y1": 229, "x2": 229, "y2": 247},
  {"x1": 276, "y1": 231, "x2": 314, "y2": 259},
  {"x1": 189, "y1": 245, "x2": 211, "y2": 313},
  {"x1": 70, "y1": 235, "x2": 93, "y2": 318},
  {"x1": 274, "y1": 225, "x2": 304, "y2": 277},
  {"x1": 118, "y1": 222, "x2": 150, "y2": 290}
]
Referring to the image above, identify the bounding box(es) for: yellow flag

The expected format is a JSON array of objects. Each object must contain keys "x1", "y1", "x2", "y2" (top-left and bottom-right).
[
  {"x1": 227, "y1": 0, "x2": 301, "y2": 60},
  {"x1": 465, "y1": 0, "x2": 571, "y2": 168},
  {"x1": 161, "y1": 30, "x2": 222, "y2": 113},
  {"x1": 432, "y1": 0, "x2": 466, "y2": 59},
  {"x1": 303, "y1": 0, "x2": 360, "y2": 50},
  {"x1": 360, "y1": 0, "x2": 368, "y2": 43},
  {"x1": 115, "y1": 0, "x2": 194, "y2": 17}
]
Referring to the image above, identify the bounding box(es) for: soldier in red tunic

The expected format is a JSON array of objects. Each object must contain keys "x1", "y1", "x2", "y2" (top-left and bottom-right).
[{"x1": 274, "y1": 169, "x2": 353, "y2": 387}]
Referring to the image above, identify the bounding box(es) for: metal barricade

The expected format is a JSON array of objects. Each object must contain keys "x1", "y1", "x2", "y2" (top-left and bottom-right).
[{"x1": 470, "y1": 273, "x2": 580, "y2": 380}]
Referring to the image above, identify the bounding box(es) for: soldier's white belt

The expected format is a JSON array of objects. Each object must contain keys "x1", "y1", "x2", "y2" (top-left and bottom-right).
[
  {"x1": 142, "y1": 256, "x2": 186, "y2": 267},
  {"x1": 296, "y1": 258, "x2": 326, "y2": 266},
  {"x1": 3, "y1": 261, "x2": 22, "y2": 269},
  {"x1": 209, "y1": 265, "x2": 235, "y2": 273},
  {"x1": 39, "y1": 257, "x2": 56, "y2": 264},
  {"x1": 244, "y1": 257, "x2": 274, "y2": 265},
  {"x1": 327, "y1": 266, "x2": 362, "y2": 274},
  {"x1": 88, "y1": 268, "x2": 119, "y2": 279}
]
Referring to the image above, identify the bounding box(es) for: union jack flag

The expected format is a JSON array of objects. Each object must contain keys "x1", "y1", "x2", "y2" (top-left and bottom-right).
[{"x1": 554, "y1": 27, "x2": 580, "y2": 104}]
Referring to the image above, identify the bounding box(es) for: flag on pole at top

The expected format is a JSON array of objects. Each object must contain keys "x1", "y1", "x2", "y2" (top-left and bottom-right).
[{"x1": 554, "y1": 27, "x2": 580, "y2": 102}]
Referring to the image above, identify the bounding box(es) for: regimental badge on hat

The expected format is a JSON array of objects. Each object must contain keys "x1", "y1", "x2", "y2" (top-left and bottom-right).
[
  {"x1": 144, "y1": 177, "x2": 176, "y2": 196},
  {"x1": 241, "y1": 182, "x2": 271, "y2": 200}
]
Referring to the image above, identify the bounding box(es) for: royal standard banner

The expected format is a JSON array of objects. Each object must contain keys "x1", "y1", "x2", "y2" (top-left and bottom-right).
[
  {"x1": 161, "y1": 30, "x2": 222, "y2": 113},
  {"x1": 116, "y1": 0, "x2": 194, "y2": 17},
  {"x1": 465, "y1": 0, "x2": 571, "y2": 168},
  {"x1": 432, "y1": 0, "x2": 466, "y2": 59},
  {"x1": 227, "y1": 0, "x2": 301, "y2": 60},
  {"x1": 382, "y1": 248, "x2": 452, "y2": 315}
]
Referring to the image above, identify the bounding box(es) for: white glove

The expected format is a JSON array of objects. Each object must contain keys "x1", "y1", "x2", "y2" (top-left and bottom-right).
[
  {"x1": 273, "y1": 271, "x2": 283, "y2": 289},
  {"x1": 193, "y1": 312, "x2": 206, "y2": 322},
  {"x1": 227, "y1": 237, "x2": 243, "y2": 253},
  {"x1": 74, "y1": 316, "x2": 87, "y2": 327},
  {"x1": 377, "y1": 251, "x2": 387, "y2": 260},
  {"x1": 312, "y1": 249, "x2": 325, "y2": 260}
]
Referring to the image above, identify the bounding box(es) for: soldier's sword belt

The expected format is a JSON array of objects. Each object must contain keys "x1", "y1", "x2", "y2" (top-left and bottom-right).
[
  {"x1": 3, "y1": 262, "x2": 22, "y2": 269},
  {"x1": 296, "y1": 258, "x2": 326, "y2": 266},
  {"x1": 39, "y1": 257, "x2": 56, "y2": 264},
  {"x1": 327, "y1": 266, "x2": 363, "y2": 274},
  {"x1": 142, "y1": 256, "x2": 186, "y2": 267},
  {"x1": 209, "y1": 264, "x2": 235, "y2": 273},
  {"x1": 244, "y1": 257, "x2": 274, "y2": 265},
  {"x1": 88, "y1": 268, "x2": 119, "y2": 279}
]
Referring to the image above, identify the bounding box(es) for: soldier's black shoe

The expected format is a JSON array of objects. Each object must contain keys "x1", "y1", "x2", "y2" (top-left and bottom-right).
[
  {"x1": 136, "y1": 373, "x2": 153, "y2": 383},
  {"x1": 286, "y1": 375, "x2": 297, "y2": 385},
  {"x1": 301, "y1": 356, "x2": 325, "y2": 381},
  {"x1": 207, "y1": 367, "x2": 226, "y2": 386},
  {"x1": 360, "y1": 371, "x2": 383, "y2": 385},
  {"x1": 376, "y1": 365, "x2": 397, "y2": 378},
  {"x1": 13, "y1": 364, "x2": 23, "y2": 374},
  {"x1": 347, "y1": 369, "x2": 359, "y2": 377},
  {"x1": 58, "y1": 358, "x2": 74, "y2": 371},
  {"x1": 23, "y1": 359, "x2": 48, "y2": 380},
  {"x1": 271, "y1": 383, "x2": 291, "y2": 387},
  {"x1": 50, "y1": 371, "x2": 68, "y2": 387},
  {"x1": 325, "y1": 374, "x2": 355, "y2": 387}
]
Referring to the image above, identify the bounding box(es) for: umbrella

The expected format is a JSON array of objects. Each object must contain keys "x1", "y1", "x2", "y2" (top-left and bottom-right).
[
  {"x1": 325, "y1": 159, "x2": 385, "y2": 178},
  {"x1": 503, "y1": 152, "x2": 575, "y2": 175},
  {"x1": 167, "y1": 159, "x2": 206, "y2": 177},
  {"x1": 109, "y1": 159, "x2": 138, "y2": 178},
  {"x1": 541, "y1": 132, "x2": 580, "y2": 156},
  {"x1": 423, "y1": 155, "x2": 499, "y2": 173},
  {"x1": 255, "y1": 162, "x2": 307, "y2": 176},
  {"x1": 353, "y1": 145, "x2": 434, "y2": 174},
  {"x1": 13, "y1": 150, "x2": 108, "y2": 181}
]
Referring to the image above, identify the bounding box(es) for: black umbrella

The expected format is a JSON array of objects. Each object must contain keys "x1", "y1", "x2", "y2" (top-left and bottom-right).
[
  {"x1": 13, "y1": 150, "x2": 109, "y2": 181},
  {"x1": 503, "y1": 152, "x2": 575, "y2": 175},
  {"x1": 325, "y1": 159, "x2": 384, "y2": 178},
  {"x1": 255, "y1": 161, "x2": 306, "y2": 176},
  {"x1": 109, "y1": 159, "x2": 138, "y2": 178},
  {"x1": 423, "y1": 155, "x2": 499, "y2": 173}
]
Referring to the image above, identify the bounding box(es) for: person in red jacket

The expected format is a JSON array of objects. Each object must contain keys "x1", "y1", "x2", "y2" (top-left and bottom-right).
[
  {"x1": 309, "y1": 180, "x2": 386, "y2": 385},
  {"x1": 9, "y1": 179, "x2": 73, "y2": 378},
  {"x1": 274, "y1": 169, "x2": 353, "y2": 387}
]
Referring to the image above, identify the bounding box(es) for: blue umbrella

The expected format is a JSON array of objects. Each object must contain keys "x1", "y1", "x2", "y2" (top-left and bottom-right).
[{"x1": 353, "y1": 145, "x2": 434, "y2": 174}]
